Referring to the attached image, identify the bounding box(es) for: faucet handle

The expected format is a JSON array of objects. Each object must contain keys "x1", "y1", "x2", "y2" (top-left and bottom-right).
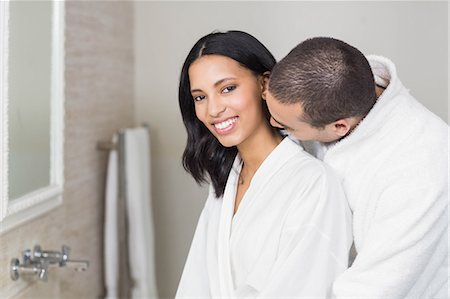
[
  {"x1": 38, "y1": 260, "x2": 49, "y2": 282},
  {"x1": 10, "y1": 258, "x2": 20, "y2": 281},
  {"x1": 23, "y1": 249, "x2": 32, "y2": 264},
  {"x1": 60, "y1": 245, "x2": 70, "y2": 266}
]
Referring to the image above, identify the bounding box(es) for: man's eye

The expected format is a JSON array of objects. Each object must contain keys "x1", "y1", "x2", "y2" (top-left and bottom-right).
[
  {"x1": 222, "y1": 85, "x2": 236, "y2": 93},
  {"x1": 193, "y1": 95, "x2": 206, "y2": 102}
]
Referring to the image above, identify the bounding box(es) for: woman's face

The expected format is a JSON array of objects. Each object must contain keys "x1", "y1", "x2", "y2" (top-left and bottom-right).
[{"x1": 188, "y1": 54, "x2": 267, "y2": 148}]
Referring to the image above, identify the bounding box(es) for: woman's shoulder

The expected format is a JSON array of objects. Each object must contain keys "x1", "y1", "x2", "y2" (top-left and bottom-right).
[
  {"x1": 279, "y1": 140, "x2": 348, "y2": 218},
  {"x1": 273, "y1": 140, "x2": 344, "y2": 203},
  {"x1": 279, "y1": 137, "x2": 333, "y2": 178}
]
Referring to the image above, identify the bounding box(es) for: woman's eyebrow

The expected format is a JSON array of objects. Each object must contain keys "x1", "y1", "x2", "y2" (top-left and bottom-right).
[
  {"x1": 214, "y1": 77, "x2": 236, "y2": 87},
  {"x1": 191, "y1": 77, "x2": 236, "y2": 93}
]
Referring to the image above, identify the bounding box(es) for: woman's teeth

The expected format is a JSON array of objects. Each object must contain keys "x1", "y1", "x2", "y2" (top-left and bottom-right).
[{"x1": 214, "y1": 117, "x2": 238, "y2": 130}]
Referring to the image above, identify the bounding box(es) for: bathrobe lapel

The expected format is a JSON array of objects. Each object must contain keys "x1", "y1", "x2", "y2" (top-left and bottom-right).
[
  {"x1": 230, "y1": 138, "x2": 299, "y2": 292},
  {"x1": 213, "y1": 139, "x2": 315, "y2": 296},
  {"x1": 231, "y1": 139, "x2": 296, "y2": 233},
  {"x1": 216, "y1": 158, "x2": 242, "y2": 298}
]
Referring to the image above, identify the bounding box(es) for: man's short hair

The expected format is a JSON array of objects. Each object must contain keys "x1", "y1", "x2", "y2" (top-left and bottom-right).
[{"x1": 269, "y1": 37, "x2": 377, "y2": 128}]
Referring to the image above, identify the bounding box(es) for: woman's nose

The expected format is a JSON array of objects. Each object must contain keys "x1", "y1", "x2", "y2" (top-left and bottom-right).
[{"x1": 207, "y1": 96, "x2": 226, "y2": 117}]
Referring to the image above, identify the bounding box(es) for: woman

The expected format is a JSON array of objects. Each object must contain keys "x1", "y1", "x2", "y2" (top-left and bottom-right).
[{"x1": 176, "y1": 30, "x2": 352, "y2": 298}]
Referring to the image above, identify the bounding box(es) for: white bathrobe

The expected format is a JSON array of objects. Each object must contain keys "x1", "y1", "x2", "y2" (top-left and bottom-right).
[
  {"x1": 176, "y1": 137, "x2": 352, "y2": 298},
  {"x1": 302, "y1": 56, "x2": 449, "y2": 298}
]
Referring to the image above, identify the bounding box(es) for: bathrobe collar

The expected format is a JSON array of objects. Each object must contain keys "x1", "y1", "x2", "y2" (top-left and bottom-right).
[
  {"x1": 326, "y1": 55, "x2": 406, "y2": 155},
  {"x1": 216, "y1": 137, "x2": 303, "y2": 296}
]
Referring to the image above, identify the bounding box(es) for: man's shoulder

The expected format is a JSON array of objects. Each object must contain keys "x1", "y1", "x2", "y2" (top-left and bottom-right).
[{"x1": 297, "y1": 139, "x2": 326, "y2": 160}]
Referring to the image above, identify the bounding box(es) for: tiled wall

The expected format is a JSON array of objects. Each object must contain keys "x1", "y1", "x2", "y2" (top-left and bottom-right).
[{"x1": 0, "y1": 2, "x2": 134, "y2": 298}]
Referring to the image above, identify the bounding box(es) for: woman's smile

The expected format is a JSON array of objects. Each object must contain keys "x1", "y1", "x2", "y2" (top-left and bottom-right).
[{"x1": 212, "y1": 116, "x2": 239, "y2": 134}]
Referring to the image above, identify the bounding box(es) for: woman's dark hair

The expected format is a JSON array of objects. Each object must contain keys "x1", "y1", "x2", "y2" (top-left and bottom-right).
[{"x1": 179, "y1": 30, "x2": 276, "y2": 198}]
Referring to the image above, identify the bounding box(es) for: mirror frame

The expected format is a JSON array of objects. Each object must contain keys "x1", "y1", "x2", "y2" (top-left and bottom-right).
[{"x1": 0, "y1": 0, "x2": 65, "y2": 233}]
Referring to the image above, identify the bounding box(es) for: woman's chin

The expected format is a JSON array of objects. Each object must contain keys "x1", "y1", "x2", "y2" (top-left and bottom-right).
[{"x1": 216, "y1": 136, "x2": 241, "y2": 148}]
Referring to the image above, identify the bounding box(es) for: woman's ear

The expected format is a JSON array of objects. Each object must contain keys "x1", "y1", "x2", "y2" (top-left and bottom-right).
[{"x1": 261, "y1": 71, "x2": 270, "y2": 100}]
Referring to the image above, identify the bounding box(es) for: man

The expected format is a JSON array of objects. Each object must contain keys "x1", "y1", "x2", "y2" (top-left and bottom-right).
[{"x1": 265, "y1": 37, "x2": 448, "y2": 298}]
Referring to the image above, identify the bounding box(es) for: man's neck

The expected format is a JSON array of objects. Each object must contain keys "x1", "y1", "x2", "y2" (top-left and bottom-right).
[{"x1": 335, "y1": 85, "x2": 386, "y2": 143}]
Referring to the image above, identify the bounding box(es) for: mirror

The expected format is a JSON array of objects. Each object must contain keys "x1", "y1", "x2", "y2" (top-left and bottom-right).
[
  {"x1": 9, "y1": 0, "x2": 52, "y2": 199},
  {"x1": 0, "y1": 0, "x2": 64, "y2": 232}
]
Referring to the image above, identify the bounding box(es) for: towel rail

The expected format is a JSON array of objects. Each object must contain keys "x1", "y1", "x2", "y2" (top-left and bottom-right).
[
  {"x1": 96, "y1": 141, "x2": 117, "y2": 151},
  {"x1": 96, "y1": 123, "x2": 149, "y2": 152}
]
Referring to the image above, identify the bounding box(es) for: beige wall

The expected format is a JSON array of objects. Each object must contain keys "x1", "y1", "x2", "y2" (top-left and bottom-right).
[
  {"x1": 134, "y1": 1, "x2": 448, "y2": 298},
  {"x1": 0, "y1": 2, "x2": 134, "y2": 298}
]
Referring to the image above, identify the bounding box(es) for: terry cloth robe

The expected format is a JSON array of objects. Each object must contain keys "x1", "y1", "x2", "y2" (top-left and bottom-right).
[
  {"x1": 176, "y1": 137, "x2": 353, "y2": 298},
  {"x1": 302, "y1": 56, "x2": 449, "y2": 298}
]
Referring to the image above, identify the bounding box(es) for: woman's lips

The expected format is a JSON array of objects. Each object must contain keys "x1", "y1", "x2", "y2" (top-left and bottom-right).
[{"x1": 213, "y1": 117, "x2": 238, "y2": 134}]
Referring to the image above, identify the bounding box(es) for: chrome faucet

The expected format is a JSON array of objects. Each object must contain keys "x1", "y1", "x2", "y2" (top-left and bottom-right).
[{"x1": 10, "y1": 244, "x2": 89, "y2": 281}]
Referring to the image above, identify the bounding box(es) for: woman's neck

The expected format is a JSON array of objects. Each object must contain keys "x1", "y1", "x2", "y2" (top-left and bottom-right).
[
  {"x1": 233, "y1": 124, "x2": 282, "y2": 214},
  {"x1": 237, "y1": 124, "x2": 282, "y2": 174}
]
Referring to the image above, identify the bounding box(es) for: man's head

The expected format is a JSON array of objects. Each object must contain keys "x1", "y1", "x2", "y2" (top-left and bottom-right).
[{"x1": 265, "y1": 37, "x2": 377, "y2": 142}]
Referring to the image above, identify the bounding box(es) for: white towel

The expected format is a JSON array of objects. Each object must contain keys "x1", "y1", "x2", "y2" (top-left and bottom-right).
[
  {"x1": 124, "y1": 127, "x2": 158, "y2": 299},
  {"x1": 104, "y1": 134, "x2": 119, "y2": 299}
]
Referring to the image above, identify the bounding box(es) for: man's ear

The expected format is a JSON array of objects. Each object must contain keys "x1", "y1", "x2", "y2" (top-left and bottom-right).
[
  {"x1": 261, "y1": 71, "x2": 270, "y2": 100},
  {"x1": 330, "y1": 118, "x2": 353, "y2": 137}
]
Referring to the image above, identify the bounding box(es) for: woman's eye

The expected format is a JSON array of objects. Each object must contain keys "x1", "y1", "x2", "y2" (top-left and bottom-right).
[
  {"x1": 193, "y1": 95, "x2": 205, "y2": 102},
  {"x1": 222, "y1": 85, "x2": 236, "y2": 93}
]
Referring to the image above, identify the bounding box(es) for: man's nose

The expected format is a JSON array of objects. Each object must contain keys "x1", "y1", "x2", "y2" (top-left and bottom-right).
[{"x1": 270, "y1": 117, "x2": 283, "y2": 128}]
